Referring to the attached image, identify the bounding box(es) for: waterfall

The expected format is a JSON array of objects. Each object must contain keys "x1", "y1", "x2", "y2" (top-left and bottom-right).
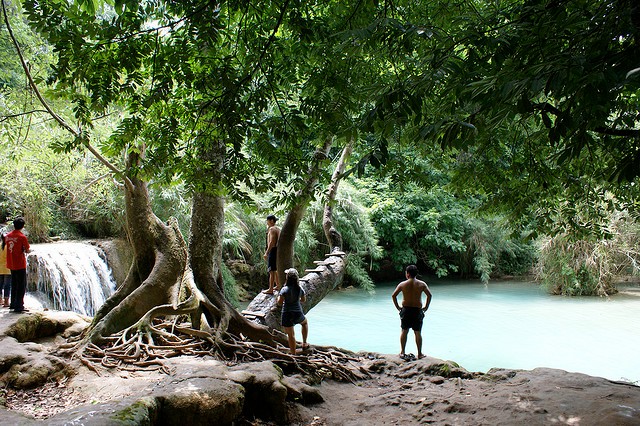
[{"x1": 26, "y1": 242, "x2": 117, "y2": 316}]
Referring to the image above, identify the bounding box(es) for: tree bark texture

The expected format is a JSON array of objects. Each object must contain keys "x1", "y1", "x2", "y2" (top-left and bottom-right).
[
  {"x1": 187, "y1": 139, "x2": 281, "y2": 344},
  {"x1": 89, "y1": 144, "x2": 283, "y2": 345},
  {"x1": 188, "y1": 190, "x2": 282, "y2": 343},
  {"x1": 88, "y1": 172, "x2": 187, "y2": 342},
  {"x1": 323, "y1": 140, "x2": 353, "y2": 251},
  {"x1": 276, "y1": 136, "x2": 334, "y2": 284}
]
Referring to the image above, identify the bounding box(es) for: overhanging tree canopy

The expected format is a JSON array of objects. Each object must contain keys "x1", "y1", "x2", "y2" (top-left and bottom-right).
[{"x1": 3, "y1": 0, "x2": 398, "y2": 377}]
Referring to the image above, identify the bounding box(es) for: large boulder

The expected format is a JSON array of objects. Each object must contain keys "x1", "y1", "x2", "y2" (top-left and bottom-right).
[
  {"x1": 94, "y1": 239, "x2": 134, "y2": 287},
  {"x1": 0, "y1": 312, "x2": 85, "y2": 389},
  {"x1": 156, "y1": 379, "x2": 244, "y2": 426},
  {"x1": 5, "y1": 311, "x2": 89, "y2": 343},
  {"x1": 228, "y1": 361, "x2": 289, "y2": 422}
]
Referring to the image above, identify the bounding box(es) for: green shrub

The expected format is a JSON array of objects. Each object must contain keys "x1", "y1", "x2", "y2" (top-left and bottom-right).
[
  {"x1": 535, "y1": 210, "x2": 640, "y2": 296},
  {"x1": 359, "y1": 179, "x2": 535, "y2": 281}
]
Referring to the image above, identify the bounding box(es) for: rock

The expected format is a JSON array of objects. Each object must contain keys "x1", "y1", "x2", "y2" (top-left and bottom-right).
[
  {"x1": 154, "y1": 358, "x2": 291, "y2": 424},
  {"x1": 484, "y1": 368, "x2": 518, "y2": 381},
  {"x1": 0, "y1": 407, "x2": 35, "y2": 425},
  {"x1": 282, "y1": 375, "x2": 324, "y2": 405},
  {"x1": 42, "y1": 367, "x2": 245, "y2": 425},
  {"x1": 429, "y1": 376, "x2": 445, "y2": 385},
  {"x1": 225, "y1": 260, "x2": 265, "y2": 300},
  {"x1": 94, "y1": 239, "x2": 134, "y2": 288},
  {"x1": 156, "y1": 379, "x2": 244, "y2": 426},
  {"x1": 229, "y1": 361, "x2": 289, "y2": 423},
  {"x1": 0, "y1": 337, "x2": 30, "y2": 374},
  {"x1": 0, "y1": 313, "x2": 77, "y2": 389},
  {"x1": 46, "y1": 397, "x2": 159, "y2": 426},
  {"x1": 5, "y1": 312, "x2": 89, "y2": 342},
  {"x1": 4, "y1": 355, "x2": 72, "y2": 389}
]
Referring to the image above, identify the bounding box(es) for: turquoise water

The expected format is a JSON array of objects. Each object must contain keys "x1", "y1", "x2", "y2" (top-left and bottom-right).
[{"x1": 304, "y1": 280, "x2": 640, "y2": 383}]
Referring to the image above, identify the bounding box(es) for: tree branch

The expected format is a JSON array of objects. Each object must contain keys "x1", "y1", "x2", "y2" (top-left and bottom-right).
[
  {"x1": 323, "y1": 139, "x2": 354, "y2": 249},
  {"x1": 2, "y1": 0, "x2": 133, "y2": 191},
  {"x1": 0, "y1": 109, "x2": 49, "y2": 122},
  {"x1": 2, "y1": 1, "x2": 76, "y2": 136},
  {"x1": 593, "y1": 127, "x2": 640, "y2": 138}
]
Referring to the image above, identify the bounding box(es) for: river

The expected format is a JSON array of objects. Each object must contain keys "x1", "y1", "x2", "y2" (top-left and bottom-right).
[{"x1": 305, "y1": 280, "x2": 640, "y2": 384}]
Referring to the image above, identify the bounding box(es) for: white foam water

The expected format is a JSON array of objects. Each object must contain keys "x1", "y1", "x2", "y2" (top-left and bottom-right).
[{"x1": 26, "y1": 242, "x2": 117, "y2": 316}]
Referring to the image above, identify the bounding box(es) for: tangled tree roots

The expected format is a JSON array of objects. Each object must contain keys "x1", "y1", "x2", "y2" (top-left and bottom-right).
[{"x1": 71, "y1": 318, "x2": 367, "y2": 383}]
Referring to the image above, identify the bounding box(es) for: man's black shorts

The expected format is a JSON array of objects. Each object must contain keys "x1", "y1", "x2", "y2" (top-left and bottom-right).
[
  {"x1": 267, "y1": 247, "x2": 277, "y2": 272},
  {"x1": 399, "y1": 306, "x2": 424, "y2": 331}
]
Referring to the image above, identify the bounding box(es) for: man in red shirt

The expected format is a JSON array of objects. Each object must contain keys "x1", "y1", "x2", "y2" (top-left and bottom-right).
[{"x1": 4, "y1": 217, "x2": 30, "y2": 313}]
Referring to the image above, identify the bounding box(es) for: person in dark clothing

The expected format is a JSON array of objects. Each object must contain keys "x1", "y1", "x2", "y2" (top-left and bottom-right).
[
  {"x1": 262, "y1": 214, "x2": 281, "y2": 294},
  {"x1": 277, "y1": 268, "x2": 309, "y2": 354}
]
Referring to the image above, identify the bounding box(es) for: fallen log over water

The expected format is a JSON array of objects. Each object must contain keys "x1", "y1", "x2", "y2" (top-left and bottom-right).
[{"x1": 243, "y1": 249, "x2": 346, "y2": 330}]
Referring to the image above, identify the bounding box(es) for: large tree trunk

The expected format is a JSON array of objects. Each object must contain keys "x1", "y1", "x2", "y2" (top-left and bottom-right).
[
  {"x1": 188, "y1": 140, "x2": 282, "y2": 344},
  {"x1": 245, "y1": 141, "x2": 353, "y2": 329},
  {"x1": 88, "y1": 167, "x2": 187, "y2": 342}
]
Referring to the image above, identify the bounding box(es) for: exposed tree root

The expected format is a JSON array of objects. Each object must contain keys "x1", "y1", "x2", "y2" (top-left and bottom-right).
[{"x1": 71, "y1": 318, "x2": 367, "y2": 383}]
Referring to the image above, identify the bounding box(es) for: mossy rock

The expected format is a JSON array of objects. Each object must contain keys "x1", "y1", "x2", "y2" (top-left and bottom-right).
[
  {"x1": 110, "y1": 397, "x2": 159, "y2": 425},
  {"x1": 6, "y1": 312, "x2": 88, "y2": 343},
  {"x1": 4, "y1": 356, "x2": 73, "y2": 389},
  {"x1": 425, "y1": 361, "x2": 473, "y2": 379}
]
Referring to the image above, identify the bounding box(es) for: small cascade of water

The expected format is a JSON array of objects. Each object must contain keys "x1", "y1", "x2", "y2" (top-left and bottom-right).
[{"x1": 26, "y1": 242, "x2": 117, "y2": 316}]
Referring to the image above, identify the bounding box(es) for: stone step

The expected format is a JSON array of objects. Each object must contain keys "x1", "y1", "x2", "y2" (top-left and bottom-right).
[
  {"x1": 241, "y1": 310, "x2": 265, "y2": 318},
  {"x1": 313, "y1": 260, "x2": 336, "y2": 265}
]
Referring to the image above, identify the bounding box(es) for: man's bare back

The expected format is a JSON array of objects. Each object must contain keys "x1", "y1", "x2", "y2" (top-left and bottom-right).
[
  {"x1": 395, "y1": 278, "x2": 428, "y2": 307},
  {"x1": 392, "y1": 277, "x2": 432, "y2": 310},
  {"x1": 392, "y1": 265, "x2": 433, "y2": 359},
  {"x1": 267, "y1": 225, "x2": 280, "y2": 248}
]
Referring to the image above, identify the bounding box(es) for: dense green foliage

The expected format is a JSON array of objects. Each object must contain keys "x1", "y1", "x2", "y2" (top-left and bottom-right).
[
  {"x1": 358, "y1": 0, "x2": 640, "y2": 239},
  {"x1": 356, "y1": 179, "x2": 536, "y2": 282},
  {"x1": 536, "y1": 210, "x2": 640, "y2": 296},
  {"x1": 2, "y1": 0, "x2": 640, "y2": 296},
  {"x1": 0, "y1": 124, "x2": 124, "y2": 242}
]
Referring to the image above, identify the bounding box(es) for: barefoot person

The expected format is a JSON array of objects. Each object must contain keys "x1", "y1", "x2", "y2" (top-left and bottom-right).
[
  {"x1": 277, "y1": 268, "x2": 309, "y2": 355},
  {"x1": 392, "y1": 265, "x2": 432, "y2": 360},
  {"x1": 262, "y1": 214, "x2": 281, "y2": 294}
]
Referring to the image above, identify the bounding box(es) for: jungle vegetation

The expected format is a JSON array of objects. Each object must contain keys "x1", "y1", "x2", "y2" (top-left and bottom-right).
[{"x1": 0, "y1": 0, "x2": 638, "y2": 357}]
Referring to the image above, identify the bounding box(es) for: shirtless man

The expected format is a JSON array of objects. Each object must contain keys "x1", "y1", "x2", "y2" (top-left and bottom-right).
[
  {"x1": 262, "y1": 214, "x2": 281, "y2": 294},
  {"x1": 392, "y1": 265, "x2": 432, "y2": 359}
]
